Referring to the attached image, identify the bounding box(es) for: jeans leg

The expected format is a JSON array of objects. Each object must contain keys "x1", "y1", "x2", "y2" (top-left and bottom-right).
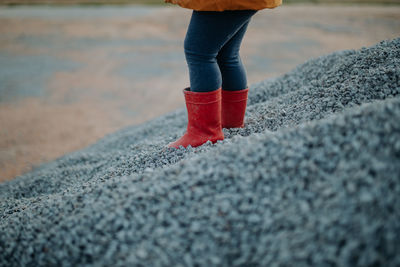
[
  {"x1": 184, "y1": 10, "x2": 256, "y2": 92},
  {"x1": 217, "y1": 19, "x2": 253, "y2": 91}
]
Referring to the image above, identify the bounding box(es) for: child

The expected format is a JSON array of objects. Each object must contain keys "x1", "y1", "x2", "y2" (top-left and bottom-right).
[{"x1": 165, "y1": 0, "x2": 282, "y2": 148}]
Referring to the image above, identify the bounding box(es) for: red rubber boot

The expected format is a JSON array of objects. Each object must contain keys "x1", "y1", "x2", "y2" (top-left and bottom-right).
[
  {"x1": 221, "y1": 88, "x2": 249, "y2": 128},
  {"x1": 167, "y1": 87, "x2": 224, "y2": 148}
]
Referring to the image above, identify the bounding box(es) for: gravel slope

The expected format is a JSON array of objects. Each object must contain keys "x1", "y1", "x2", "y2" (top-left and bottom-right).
[{"x1": 1, "y1": 38, "x2": 400, "y2": 267}]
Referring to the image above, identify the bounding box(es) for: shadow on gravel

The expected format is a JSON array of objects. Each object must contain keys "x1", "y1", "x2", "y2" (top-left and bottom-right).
[{"x1": 1, "y1": 38, "x2": 399, "y2": 266}]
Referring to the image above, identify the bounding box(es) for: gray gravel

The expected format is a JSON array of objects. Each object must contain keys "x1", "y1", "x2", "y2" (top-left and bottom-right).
[{"x1": 1, "y1": 38, "x2": 400, "y2": 267}]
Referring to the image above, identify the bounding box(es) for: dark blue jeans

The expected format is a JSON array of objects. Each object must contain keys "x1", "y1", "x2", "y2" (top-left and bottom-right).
[{"x1": 184, "y1": 10, "x2": 257, "y2": 92}]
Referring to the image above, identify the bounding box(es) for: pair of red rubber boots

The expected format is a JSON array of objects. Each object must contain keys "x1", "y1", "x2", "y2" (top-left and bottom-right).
[{"x1": 167, "y1": 87, "x2": 249, "y2": 149}]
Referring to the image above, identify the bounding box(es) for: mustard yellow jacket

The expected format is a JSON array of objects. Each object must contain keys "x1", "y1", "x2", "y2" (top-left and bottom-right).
[{"x1": 164, "y1": 0, "x2": 282, "y2": 11}]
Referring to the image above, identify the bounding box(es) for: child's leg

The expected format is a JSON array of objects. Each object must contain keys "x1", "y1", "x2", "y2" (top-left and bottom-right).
[
  {"x1": 184, "y1": 10, "x2": 257, "y2": 92},
  {"x1": 216, "y1": 20, "x2": 253, "y2": 91}
]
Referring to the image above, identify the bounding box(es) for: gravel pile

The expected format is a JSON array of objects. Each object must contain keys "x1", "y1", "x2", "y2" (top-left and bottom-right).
[{"x1": 1, "y1": 38, "x2": 400, "y2": 267}]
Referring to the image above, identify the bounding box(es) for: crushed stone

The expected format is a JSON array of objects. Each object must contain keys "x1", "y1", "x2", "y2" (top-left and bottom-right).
[{"x1": 1, "y1": 38, "x2": 400, "y2": 267}]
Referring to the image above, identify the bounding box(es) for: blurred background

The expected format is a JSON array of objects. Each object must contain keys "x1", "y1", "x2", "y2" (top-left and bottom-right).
[{"x1": 0, "y1": 0, "x2": 399, "y2": 182}]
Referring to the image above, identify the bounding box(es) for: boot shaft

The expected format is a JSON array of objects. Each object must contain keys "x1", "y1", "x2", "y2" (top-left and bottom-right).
[
  {"x1": 184, "y1": 88, "x2": 223, "y2": 137},
  {"x1": 221, "y1": 88, "x2": 249, "y2": 128}
]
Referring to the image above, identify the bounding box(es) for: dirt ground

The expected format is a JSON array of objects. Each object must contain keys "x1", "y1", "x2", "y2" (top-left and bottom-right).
[{"x1": 0, "y1": 4, "x2": 399, "y2": 182}]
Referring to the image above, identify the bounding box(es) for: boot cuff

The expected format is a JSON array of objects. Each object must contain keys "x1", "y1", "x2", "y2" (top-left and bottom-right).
[
  {"x1": 183, "y1": 87, "x2": 221, "y2": 104},
  {"x1": 221, "y1": 88, "x2": 249, "y2": 102}
]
